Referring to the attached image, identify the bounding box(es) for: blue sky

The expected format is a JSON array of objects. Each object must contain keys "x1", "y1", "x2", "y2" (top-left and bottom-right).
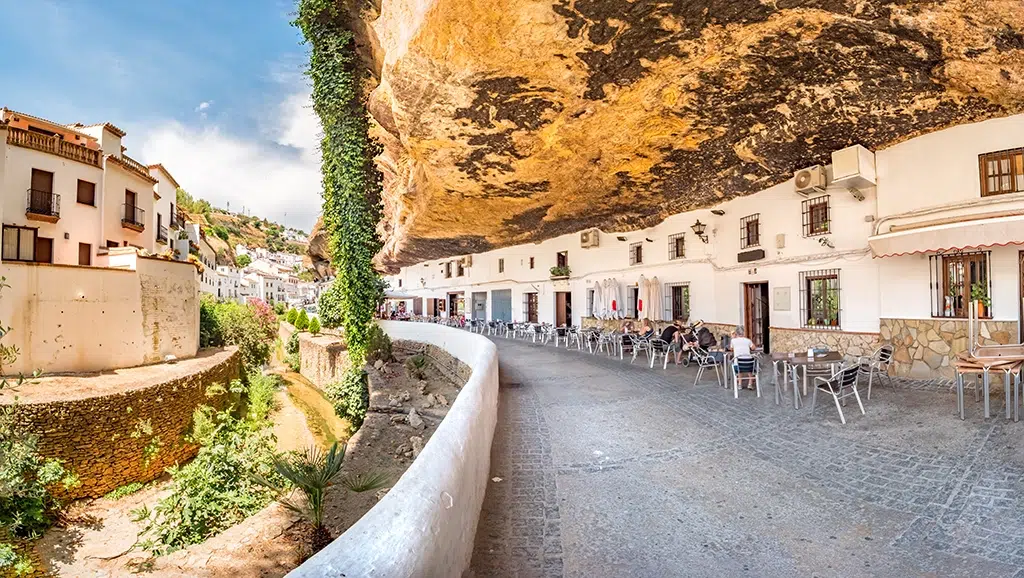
[{"x1": 0, "y1": 0, "x2": 322, "y2": 233}]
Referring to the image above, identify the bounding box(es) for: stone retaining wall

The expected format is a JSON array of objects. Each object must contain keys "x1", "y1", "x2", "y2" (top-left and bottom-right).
[
  {"x1": 880, "y1": 318, "x2": 1018, "y2": 378},
  {"x1": 394, "y1": 339, "x2": 473, "y2": 384},
  {"x1": 5, "y1": 348, "x2": 240, "y2": 499},
  {"x1": 299, "y1": 333, "x2": 351, "y2": 388},
  {"x1": 769, "y1": 327, "x2": 880, "y2": 359}
]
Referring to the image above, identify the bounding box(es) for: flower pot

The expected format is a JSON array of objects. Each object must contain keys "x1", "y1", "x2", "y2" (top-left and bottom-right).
[{"x1": 977, "y1": 301, "x2": 986, "y2": 319}]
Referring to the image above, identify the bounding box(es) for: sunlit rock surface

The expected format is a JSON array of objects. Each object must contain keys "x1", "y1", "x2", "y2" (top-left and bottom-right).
[{"x1": 335, "y1": 0, "x2": 1024, "y2": 269}]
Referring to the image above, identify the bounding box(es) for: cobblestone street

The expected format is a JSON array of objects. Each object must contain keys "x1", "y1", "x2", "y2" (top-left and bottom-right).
[{"x1": 470, "y1": 338, "x2": 1024, "y2": 578}]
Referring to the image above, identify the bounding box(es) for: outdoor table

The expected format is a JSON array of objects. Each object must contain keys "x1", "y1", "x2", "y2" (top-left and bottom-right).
[
  {"x1": 771, "y1": 351, "x2": 844, "y2": 409},
  {"x1": 953, "y1": 358, "x2": 1023, "y2": 421}
]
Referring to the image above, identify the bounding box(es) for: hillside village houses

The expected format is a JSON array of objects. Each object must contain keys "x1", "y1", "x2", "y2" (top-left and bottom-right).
[{"x1": 385, "y1": 113, "x2": 1024, "y2": 381}]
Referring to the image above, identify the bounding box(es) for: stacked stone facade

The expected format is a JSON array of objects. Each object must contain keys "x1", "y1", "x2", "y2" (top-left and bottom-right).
[
  {"x1": 880, "y1": 318, "x2": 1018, "y2": 379},
  {"x1": 769, "y1": 327, "x2": 880, "y2": 359}
]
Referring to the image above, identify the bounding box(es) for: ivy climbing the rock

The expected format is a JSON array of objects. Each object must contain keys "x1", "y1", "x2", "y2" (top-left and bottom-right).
[{"x1": 294, "y1": 0, "x2": 384, "y2": 368}]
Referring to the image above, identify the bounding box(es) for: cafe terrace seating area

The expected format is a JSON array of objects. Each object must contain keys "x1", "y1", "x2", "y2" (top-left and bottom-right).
[{"x1": 410, "y1": 313, "x2": 1023, "y2": 426}]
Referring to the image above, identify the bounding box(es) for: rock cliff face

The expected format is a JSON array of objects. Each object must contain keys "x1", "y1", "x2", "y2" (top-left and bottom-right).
[{"x1": 339, "y1": 0, "x2": 1024, "y2": 269}]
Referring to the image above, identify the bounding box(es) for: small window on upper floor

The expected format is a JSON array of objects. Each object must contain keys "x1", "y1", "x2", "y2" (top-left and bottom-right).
[
  {"x1": 740, "y1": 214, "x2": 760, "y2": 249},
  {"x1": 445, "y1": 261, "x2": 452, "y2": 278},
  {"x1": 556, "y1": 251, "x2": 568, "y2": 268},
  {"x1": 802, "y1": 196, "x2": 830, "y2": 237},
  {"x1": 457, "y1": 261, "x2": 465, "y2": 277},
  {"x1": 668, "y1": 233, "x2": 685, "y2": 260},
  {"x1": 498, "y1": 258, "x2": 504, "y2": 273},
  {"x1": 980, "y1": 148, "x2": 1024, "y2": 197},
  {"x1": 529, "y1": 257, "x2": 535, "y2": 269},
  {"x1": 398, "y1": 279, "x2": 402, "y2": 288},
  {"x1": 77, "y1": 179, "x2": 96, "y2": 206},
  {"x1": 629, "y1": 242, "x2": 643, "y2": 265}
]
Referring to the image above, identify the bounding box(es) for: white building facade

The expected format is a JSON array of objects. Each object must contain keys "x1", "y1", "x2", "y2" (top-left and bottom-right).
[{"x1": 385, "y1": 114, "x2": 1024, "y2": 380}]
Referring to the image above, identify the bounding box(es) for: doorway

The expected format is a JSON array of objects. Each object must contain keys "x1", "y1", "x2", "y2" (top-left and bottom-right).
[
  {"x1": 743, "y1": 282, "x2": 770, "y2": 353},
  {"x1": 492, "y1": 289, "x2": 513, "y2": 321},
  {"x1": 525, "y1": 292, "x2": 539, "y2": 323},
  {"x1": 555, "y1": 291, "x2": 572, "y2": 327},
  {"x1": 448, "y1": 292, "x2": 465, "y2": 317},
  {"x1": 471, "y1": 292, "x2": 487, "y2": 320}
]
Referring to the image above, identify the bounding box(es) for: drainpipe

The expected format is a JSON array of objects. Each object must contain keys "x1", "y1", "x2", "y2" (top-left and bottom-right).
[{"x1": 0, "y1": 121, "x2": 7, "y2": 264}]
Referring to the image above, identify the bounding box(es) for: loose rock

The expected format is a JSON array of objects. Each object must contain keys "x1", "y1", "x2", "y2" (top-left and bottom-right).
[
  {"x1": 408, "y1": 408, "x2": 424, "y2": 429},
  {"x1": 374, "y1": 359, "x2": 384, "y2": 370},
  {"x1": 410, "y1": 436, "x2": 424, "y2": 458}
]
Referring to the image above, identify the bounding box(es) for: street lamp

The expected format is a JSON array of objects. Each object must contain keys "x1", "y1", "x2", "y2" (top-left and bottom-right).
[{"x1": 691, "y1": 220, "x2": 709, "y2": 244}]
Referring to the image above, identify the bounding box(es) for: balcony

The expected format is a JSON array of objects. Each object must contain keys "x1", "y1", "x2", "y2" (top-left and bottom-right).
[
  {"x1": 7, "y1": 127, "x2": 102, "y2": 167},
  {"x1": 122, "y1": 204, "x2": 145, "y2": 232},
  {"x1": 157, "y1": 225, "x2": 169, "y2": 244},
  {"x1": 26, "y1": 189, "x2": 60, "y2": 223}
]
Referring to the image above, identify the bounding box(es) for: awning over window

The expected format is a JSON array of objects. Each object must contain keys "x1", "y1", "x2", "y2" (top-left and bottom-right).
[{"x1": 869, "y1": 214, "x2": 1024, "y2": 258}]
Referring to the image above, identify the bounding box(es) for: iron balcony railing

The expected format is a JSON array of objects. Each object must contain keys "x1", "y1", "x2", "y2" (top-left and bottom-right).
[
  {"x1": 26, "y1": 189, "x2": 60, "y2": 218},
  {"x1": 122, "y1": 204, "x2": 145, "y2": 230},
  {"x1": 157, "y1": 225, "x2": 169, "y2": 243}
]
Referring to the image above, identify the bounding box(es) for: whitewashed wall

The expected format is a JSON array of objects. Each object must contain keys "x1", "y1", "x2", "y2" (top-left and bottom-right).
[
  {"x1": 288, "y1": 321, "x2": 499, "y2": 578},
  {"x1": 100, "y1": 160, "x2": 155, "y2": 253},
  {"x1": 0, "y1": 254, "x2": 199, "y2": 374}
]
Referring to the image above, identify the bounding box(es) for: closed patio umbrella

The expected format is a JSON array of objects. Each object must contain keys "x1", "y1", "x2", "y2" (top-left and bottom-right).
[
  {"x1": 616, "y1": 279, "x2": 626, "y2": 319},
  {"x1": 637, "y1": 275, "x2": 650, "y2": 320},
  {"x1": 650, "y1": 276, "x2": 663, "y2": 321},
  {"x1": 592, "y1": 281, "x2": 604, "y2": 320}
]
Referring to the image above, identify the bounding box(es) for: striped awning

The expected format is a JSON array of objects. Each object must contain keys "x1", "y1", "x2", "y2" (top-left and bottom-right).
[{"x1": 869, "y1": 214, "x2": 1024, "y2": 258}]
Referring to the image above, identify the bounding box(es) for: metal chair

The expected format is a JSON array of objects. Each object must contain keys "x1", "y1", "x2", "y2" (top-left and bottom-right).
[
  {"x1": 629, "y1": 334, "x2": 652, "y2": 364},
  {"x1": 531, "y1": 323, "x2": 545, "y2": 343},
  {"x1": 859, "y1": 345, "x2": 895, "y2": 400},
  {"x1": 567, "y1": 327, "x2": 584, "y2": 351},
  {"x1": 693, "y1": 347, "x2": 723, "y2": 387},
  {"x1": 732, "y1": 356, "x2": 761, "y2": 399},
  {"x1": 649, "y1": 338, "x2": 671, "y2": 369},
  {"x1": 811, "y1": 365, "x2": 864, "y2": 424}
]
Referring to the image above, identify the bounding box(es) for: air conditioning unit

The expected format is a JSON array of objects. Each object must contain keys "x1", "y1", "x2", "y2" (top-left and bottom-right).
[
  {"x1": 831, "y1": 144, "x2": 876, "y2": 195},
  {"x1": 461, "y1": 255, "x2": 473, "y2": 267},
  {"x1": 580, "y1": 229, "x2": 600, "y2": 248},
  {"x1": 794, "y1": 165, "x2": 827, "y2": 196}
]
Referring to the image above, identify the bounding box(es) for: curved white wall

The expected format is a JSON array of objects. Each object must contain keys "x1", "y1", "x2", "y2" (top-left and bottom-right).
[{"x1": 288, "y1": 321, "x2": 500, "y2": 578}]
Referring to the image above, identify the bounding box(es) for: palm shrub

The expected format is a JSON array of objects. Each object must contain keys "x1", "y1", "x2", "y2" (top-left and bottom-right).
[
  {"x1": 257, "y1": 443, "x2": 387, "y2": 553},
  {"x1": 308, "y1": 317, "x2": 321, "y2": 336},
  {"x1": 404, "y1": 354, "x2": 428, "y2": 380},
  {"x1": 295, "y1": 310, "x2": 310, "y2": 331}
]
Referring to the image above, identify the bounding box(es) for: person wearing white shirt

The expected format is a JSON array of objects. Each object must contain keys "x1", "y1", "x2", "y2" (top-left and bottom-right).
[{"x1": 731, "y1": 326, "x2": 756, "y2": 389}]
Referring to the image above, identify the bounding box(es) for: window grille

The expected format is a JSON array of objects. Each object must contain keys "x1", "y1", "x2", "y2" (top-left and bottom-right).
[
  {"x1": 556, "y1": 251, "x2": 568, "y2": 268},
  {"x1": 664, "y1": 283, "x2": 690, "y2": 321},
  {"x1": 668, "y1": 233, "x2": 685, "y2": 260},
  {"x1": 799, "y1": 269, "x2": 841, "y2": 329},
  {"x1": 498, "y1": 258, "x2": 504, "y2": 273},
  {"x1": 929, "y1": 250, "x2": 991, "y2": 318},
  {"x1": 586, "y1": 289, "x2": 594, "y2": 317},
  {"x1": 740, "y1": 214, "x2": 760, "y2": 249},
  {"x1": 980, "y1": 148, "x2": 1024, "y2": 196},
  {"x1": 629, "y1": 242, "x2": 643, "y2": 265},
  {"x1": 801, "y1": 196, "x2": 830, "y2": 237}
]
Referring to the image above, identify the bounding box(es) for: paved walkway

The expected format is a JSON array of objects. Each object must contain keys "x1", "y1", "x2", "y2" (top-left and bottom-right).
[{"x1": 469, "y1": 337, "x2": 1024, "y2": 578}]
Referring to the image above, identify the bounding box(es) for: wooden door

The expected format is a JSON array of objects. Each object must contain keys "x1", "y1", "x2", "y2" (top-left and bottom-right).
[
  {"x1": 35, "y1": 236, "x2": 53, "y2": 263},
  {"x1": 555, "y1": 292, "x2": 569, "y2": 326},
  {"x1": 744, "y1": 283, "x2": 768, "y2": 351},
  {"x1": 526, "y1": 293, "x2": 539, "y2": 323},
  {"x1": 30, "y1": 169, "x2": 54, "y2": 213},
  {"x1": 78, "y1": 243, "x2": 92, "y2": 266}
]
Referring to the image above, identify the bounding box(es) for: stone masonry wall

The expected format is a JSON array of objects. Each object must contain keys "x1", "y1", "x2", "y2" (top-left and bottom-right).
[
  {"x1": 299, "y1": 333, "x2": 352, "y2": 388},
  {"x1": 880, "y1": 318, "x2": 1018, "y2": 379},
  {"x1": 6, "y1": 348, "x2": 240, "y2": 499},
  {"x1": 769, "y1": 327, "x2": 880, "y2": 359}
]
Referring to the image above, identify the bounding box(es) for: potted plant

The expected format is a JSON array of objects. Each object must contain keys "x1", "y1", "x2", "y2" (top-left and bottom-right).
[
  {"x1": 550, "y1": 265, "x2": 571, "y2": 279},
  {"x1": 970, "y1": 282, "x2": 991, "y2": 317}
]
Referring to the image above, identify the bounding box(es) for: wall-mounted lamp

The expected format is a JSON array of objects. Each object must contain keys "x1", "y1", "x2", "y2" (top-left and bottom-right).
[{"x1": 691, "y1": 220, "x2": 709, "y2": 244}]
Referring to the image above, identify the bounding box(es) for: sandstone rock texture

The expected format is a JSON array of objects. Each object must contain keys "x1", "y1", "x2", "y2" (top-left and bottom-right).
[
  {"x1": 881, "y1": 317, "x2": 1018, "y2": 378},
  {"x1": 343, "y1": 0, "x2": 1024, "y2": 269}
]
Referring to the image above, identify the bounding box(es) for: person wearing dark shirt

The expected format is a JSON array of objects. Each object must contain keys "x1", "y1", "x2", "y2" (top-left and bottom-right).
[{"x1": 660, "y1": 320, "x2": 685, "y2": 364}]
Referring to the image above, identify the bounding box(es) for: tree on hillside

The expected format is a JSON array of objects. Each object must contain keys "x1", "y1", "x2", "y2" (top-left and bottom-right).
[
  {"x1": 237, "y1": 254, "x2": 252, "y2": 268},
  {"x1": 176, "y1": 188, "x2": 211, "y2": 216}
]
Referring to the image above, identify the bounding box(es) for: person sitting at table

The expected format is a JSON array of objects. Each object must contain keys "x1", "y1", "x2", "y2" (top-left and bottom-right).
[
  {"x1": 639, "y1": 319, "x2": 655, "y2": 339},
  {"x1": 730, "y1": 326, "x2": 756, "y2": 389},
  {"x1": 621, "y1": 321, "x2": 634, "y2": 334},
  {"x1": 659, "y1": 320, "x2": 684, "y2": 365}
]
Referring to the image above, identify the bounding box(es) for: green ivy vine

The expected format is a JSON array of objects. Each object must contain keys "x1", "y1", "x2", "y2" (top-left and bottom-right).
[{"x1": 294, "y1": 0, "x2": 384, "y2": 368}]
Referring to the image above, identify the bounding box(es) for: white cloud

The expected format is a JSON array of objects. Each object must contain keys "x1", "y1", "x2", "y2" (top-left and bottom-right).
[
  {"x1": 138, "y1": 92, "x2": 323, "y2": 233},
  {"x1": 195, "y1": 101, "x2": 212, "y2": 112}
]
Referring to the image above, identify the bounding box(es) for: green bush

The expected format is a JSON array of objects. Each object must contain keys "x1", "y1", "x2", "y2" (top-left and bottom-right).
[
  {"x1": 0, "y1": 542, "x2": 32, "y2": 576},
  {"x1": 286, "y1": 308, "x2": 298, "y2": 325},
  {"x1": 243, "y1": 373, "x2": 279, "y2": 423},
  {"x1": 104, "y1": 482, "x2": 144, "y2": 501},
  {"x1": 132, "y1": 400, "x2": 284, "y2": 555},
  {"x1": 317, "y1": 280, "x2": 343, "y2": 329},
  {"x1": 236, "y1": 254, "x2": 252, "y2": 268},
  {"x1": 198, "y1": 296, "x2": 277, "y2": 371},
  {"x1": 295, "y1": 310, "x2": 310, "y2": 331},
  {"x1": 273, "y1": 302, "x2": 287, "y2": 316},
  {"x1": 286, "y1": 332, "x2": 300, "y2": 356},
  {"x1": 404, "y1": 354, "x2": 428, "y2": 380},
  {"x1": 366, "y1": 324, "x2": 392, "y2": 362},
  {"x1": 285, "y1": 353, "x2": 301, "y2": 373},
  {"x1": 212, "y1": 225, "x2": 230, "y2": 241},
  {"x1": 308, "y1": 317, "x2": 321, "y2": 336},
  {"x1": 325, "y1": 368, "x2": 369, "y2": 430}
]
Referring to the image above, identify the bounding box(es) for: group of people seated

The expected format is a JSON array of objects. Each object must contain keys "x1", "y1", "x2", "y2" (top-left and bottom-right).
[{"x1": 620, "y1": 320, "x2": 756, "y2": 384}]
